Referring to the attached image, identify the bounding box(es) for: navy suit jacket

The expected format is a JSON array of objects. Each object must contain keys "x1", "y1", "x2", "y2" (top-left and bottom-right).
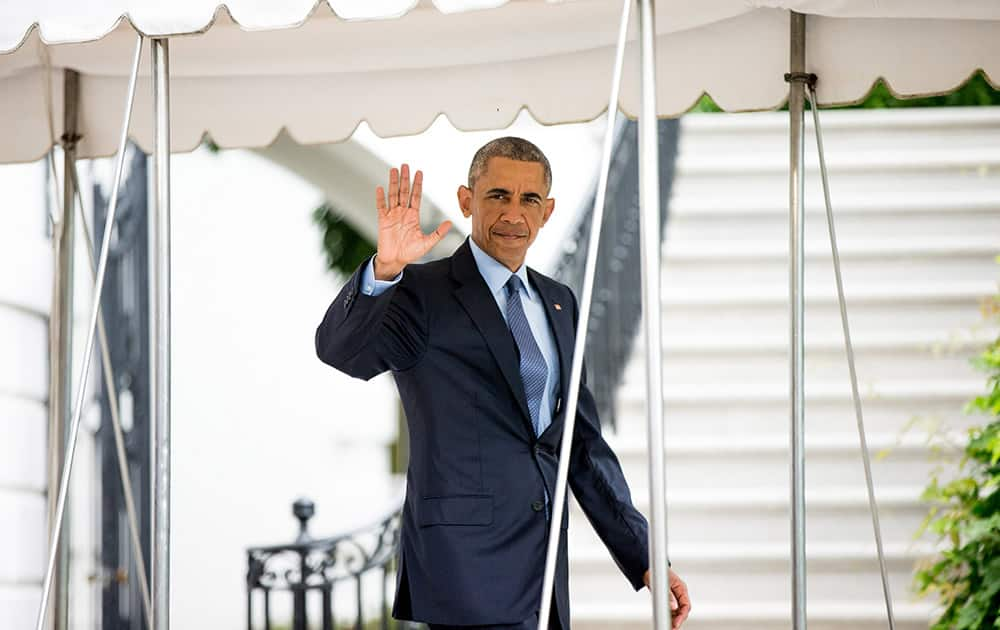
[{"x1": 315, "y1": 238, "x2": 653, "y2": 628}]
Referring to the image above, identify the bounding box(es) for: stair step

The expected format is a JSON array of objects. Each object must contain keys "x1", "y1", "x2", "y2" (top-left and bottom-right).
[
  {"x1": 644, "y1": 330, "x2": 992, "y2": 352},
  {"x1": 618, "y1": 347, "x2": 979, "y2": 390},
  {"x1": 664, "y1": 238, "x2": 998, "y2": 260},
  {"x1": 616, "y1": 379, "x2": 980, "y2": 405},
  {"x1": 662, "y1": 266, "x2": 998, "y2": 298},
  {"x1": 665, "y1": 210, "x2": 1000, "y2": 247},
  {"x1": 569, "y1": 600, "x2": 937, "y2": 630},
  {"x1": 610, "y1": 485, "x2": 925, "y2": 509},
  {"x1": 669, "y1": 188, "x2": 1000, "y2": 217},
  {"x1": 572, "y1": 541, "x2": 938, "y2": 563},
  {"x1": 656, "y1": 300, "x2": 988, "y2": 340},
  {"x1": 671, "y1": 174, "x2": 1000, "y2": 209},
  {"x1": 609, "y1": 432, "x2": 959, "y2": 493},
  {"x1": 608, "y1": 432, "x2": 961, "y2": 454},
  {"x1": 659, "y1": 282, "x2": 993, "y2": 307},
  {"x1": 612, "y1": 407, "x2": 976, "y2": 442},
  {"x1": 569, "y1": 486, "x2": 932, "y2": 547},
  {"x1": 570, "y1": 542, "x2": 930, "y2": 607},
  {"x1": 675, "y1": 147, "x2": 1000, "y2": 176},
  {"x1": 611, "y1": 378, "x2": 980, "y2": 438}
]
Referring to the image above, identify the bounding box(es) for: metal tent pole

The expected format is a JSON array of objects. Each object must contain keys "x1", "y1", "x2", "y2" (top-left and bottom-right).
[
  {"x1": 47, "y1": 67, "x2": 79, "y2": 630},
  {"x1": 537, "y1": 0, "x2": 632, "y2": 627},
  {"x1": 806, "y1": 85, "x2": 897, "y2": 630},
  {"x1": 787, "y1": 11, "x2": 808, "y2": 630},
  {"x1": 637, "y1": 1, "x2": 671, "y2": 628},
  {"x1": 35, "y1": 34, "x2": 145, "y2": 630},
  {"x1": 150, "y1": 37, "x2": 173, "y2": 630}
]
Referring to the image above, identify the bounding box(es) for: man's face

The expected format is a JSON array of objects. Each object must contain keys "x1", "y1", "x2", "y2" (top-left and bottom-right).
[{"x1": 458, "y1": 157, "x2": 555, "y2": 271}]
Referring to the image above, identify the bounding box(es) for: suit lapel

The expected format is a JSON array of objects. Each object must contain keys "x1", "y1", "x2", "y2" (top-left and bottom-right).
[
  {"x1": 528, "y1": 268, "x2": 575, "y2": 439},
  {"x1": 451, "y1": 241, "x2": 535, "y2": 437}
]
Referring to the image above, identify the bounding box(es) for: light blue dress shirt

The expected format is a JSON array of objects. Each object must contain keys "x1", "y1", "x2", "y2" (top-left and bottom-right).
[{"x1": 360, "y1": 239, "x2": 562, "y2": 431}]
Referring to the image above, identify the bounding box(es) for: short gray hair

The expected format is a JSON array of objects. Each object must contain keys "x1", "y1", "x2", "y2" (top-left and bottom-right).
[{"x1": 467, "y1": 136, "x2": 552, "y2": 193}]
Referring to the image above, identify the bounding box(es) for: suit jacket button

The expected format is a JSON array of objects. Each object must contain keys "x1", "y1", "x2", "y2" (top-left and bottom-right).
[{"x1": 531, "y1": 500, "x2": 544, "y2": 512}]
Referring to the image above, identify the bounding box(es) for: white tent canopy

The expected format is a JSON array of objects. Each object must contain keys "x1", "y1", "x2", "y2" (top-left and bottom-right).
[
  {"x1": 1, "y1": 0, "x2": 997, "y2": 163},
  {"x1": 0, "y1": 0, "x2": 1000, "y2": 630},
  {"x1": 5, "y1": 3, "x2": 1000, "y2": 629}
]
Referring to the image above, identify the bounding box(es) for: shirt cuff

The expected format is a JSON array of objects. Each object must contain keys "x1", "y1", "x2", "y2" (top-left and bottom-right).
[{"x1": 360, "y1": 256, "x2": 403, "y2": 296}]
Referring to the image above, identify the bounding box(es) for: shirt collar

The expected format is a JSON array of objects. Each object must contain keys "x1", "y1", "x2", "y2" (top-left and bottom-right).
[{"x1": 468, "y1": 236, "x2": 536, "y2": 303}]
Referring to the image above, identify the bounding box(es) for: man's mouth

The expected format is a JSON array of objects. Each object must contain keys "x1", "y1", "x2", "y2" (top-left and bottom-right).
[{"x1": 492, "y1": 231, "x2": 527, "y2": 240}]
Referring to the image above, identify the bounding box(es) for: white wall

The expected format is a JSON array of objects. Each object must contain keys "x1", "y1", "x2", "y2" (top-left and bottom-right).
[
  {"x1": 169, "y1": 147, "x2": 398, "y2": 629},
  {"x1": 0, "y1": 147, "x2": 401, "y2": 628},
  {"x1": 0, "y1": 160, "x2": 52, "y2": 628}
]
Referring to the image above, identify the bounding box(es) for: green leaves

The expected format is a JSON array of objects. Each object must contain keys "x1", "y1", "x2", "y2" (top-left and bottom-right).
[
  {"x1": 853, "y1": 72, "x2": 1000, "y2": 110},
  {"x1": 313, "y1": 203, "x2": 376, "y2": 277},
  {"x1": 915, "y1": 276, "x2": 1000, "y2": 628},
  {"x1": 688, "y1": 70, "x2": 1000, "y2": 114}
]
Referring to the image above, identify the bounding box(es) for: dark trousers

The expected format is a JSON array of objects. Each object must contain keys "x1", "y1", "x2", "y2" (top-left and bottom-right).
[{"x1": 427, "y1": 602, "x2": 563, "y2": 630}]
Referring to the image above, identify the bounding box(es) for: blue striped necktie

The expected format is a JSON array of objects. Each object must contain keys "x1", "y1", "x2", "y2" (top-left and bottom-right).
[{"x1": 504, "y1": 275, "x2": 548, "y2": 436}]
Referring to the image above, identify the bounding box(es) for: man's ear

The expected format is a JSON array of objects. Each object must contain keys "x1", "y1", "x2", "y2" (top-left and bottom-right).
[
  {"x1": 541, "y1": 198, "x2": 555, "y2": 226},
  {"x1": 457, "y1": 185, "x2": 473, "y2": 218}
]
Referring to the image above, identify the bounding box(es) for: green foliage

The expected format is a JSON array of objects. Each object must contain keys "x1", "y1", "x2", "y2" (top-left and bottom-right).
[
  {"x1": 313, "y1": 203, "x2": 376, "y2": 277},
  {"x1": 689, "y1": 94, "x2": 723, "y2": 113},
  {"x1": 914, "y1": 287, "x2": 1000, "y2": 629},
  {"x1": 689, "y1": 70, "x2": 999, "y2": 113},
  {"x1": 852, "y1": 72, "x2": 1000, "y2": 110}
]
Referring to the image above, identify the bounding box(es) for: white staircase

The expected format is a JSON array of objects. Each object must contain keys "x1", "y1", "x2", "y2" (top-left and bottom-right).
[{"x1": 568, "y1": 107, "x2": 1000, "y2": 630}]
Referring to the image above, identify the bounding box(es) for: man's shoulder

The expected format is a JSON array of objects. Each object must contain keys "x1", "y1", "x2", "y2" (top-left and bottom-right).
[
  {"x1": 527, "y1": 266, "x2": 577, "y2": 304},
  {"x1": 395, "y1": 253, "x2": 455, "y2": 295},
  {"x1": 402, "y1": 254, "x2": 452, "y2": 281}
]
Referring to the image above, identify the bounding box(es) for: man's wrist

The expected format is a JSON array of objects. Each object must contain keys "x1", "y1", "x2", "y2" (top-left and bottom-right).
[{"x1": 373, "y1": 254, "x2": 404, "y2": 281}]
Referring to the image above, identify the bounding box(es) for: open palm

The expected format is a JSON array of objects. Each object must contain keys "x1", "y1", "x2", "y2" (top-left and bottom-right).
[{"x1": 374, "y1": 164, "x2": 452, "y2": 278}]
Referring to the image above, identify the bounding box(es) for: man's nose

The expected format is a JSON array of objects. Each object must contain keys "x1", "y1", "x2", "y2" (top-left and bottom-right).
[{"x1": 498, "y1": 205, "x2": 525, "y2": 223}]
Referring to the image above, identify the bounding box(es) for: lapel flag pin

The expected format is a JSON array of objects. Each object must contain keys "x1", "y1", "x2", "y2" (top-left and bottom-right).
[{"x1": 554, "y1": 303, "x2": 562, "y2": 310}]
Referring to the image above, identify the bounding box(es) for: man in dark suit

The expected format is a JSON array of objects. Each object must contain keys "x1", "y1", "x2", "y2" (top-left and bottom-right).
[{"x1": 315, "y1": 137, "x2": 690, "y2": 630}]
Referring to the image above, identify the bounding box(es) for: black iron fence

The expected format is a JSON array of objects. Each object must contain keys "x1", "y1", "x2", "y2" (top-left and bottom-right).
[
  {"x1": 91, "y1": 144, "x2": 153, "y2": 630},
  {"x1": 246, "y1": 498, "x2": 421, "y2": 630}
]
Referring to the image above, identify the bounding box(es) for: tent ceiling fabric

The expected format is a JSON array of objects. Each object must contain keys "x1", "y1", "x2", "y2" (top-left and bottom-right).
[{"x1": 1, "y1": 0, "x2": 997, "y2": 163}]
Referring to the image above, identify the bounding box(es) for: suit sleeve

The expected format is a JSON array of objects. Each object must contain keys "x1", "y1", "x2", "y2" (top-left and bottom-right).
[
  {"x1": 315, "y1": 255, "x2": 428, "y2": 380},
  {"x1": 564, "y1": 290, "x2": 668, "y2": 592}
]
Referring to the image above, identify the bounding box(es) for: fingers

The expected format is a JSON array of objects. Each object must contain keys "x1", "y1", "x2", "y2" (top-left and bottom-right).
[
  {"x1": 400, "y1": 164, "x2": 411, "y2": 209},
  {"x1": 421, "y1": 220, "x2": 452, "y2": 252},
  {"x1": 672, "y1": 580, "x2": 691, "y2": 628},
  {"x1": 376, "y1": 186, "x2": 387, "y2": 214},
  {"x1": 429, "y1": 220, "x2": 452, "y2": 244},
  {"x1": 388, "y1": 167, "x2": 399, "y2": 209},
  {"x1": 387, "y1": 165, "x2": 421, "y2": 209},
  {"x1": 411, "y1": 170, "x2": 423, "y2": 210}
]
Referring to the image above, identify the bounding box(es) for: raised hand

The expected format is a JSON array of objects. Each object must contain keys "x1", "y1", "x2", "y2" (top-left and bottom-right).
[{"x1": 373, "y1": 164, "x2": 452, "y2": 280}]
